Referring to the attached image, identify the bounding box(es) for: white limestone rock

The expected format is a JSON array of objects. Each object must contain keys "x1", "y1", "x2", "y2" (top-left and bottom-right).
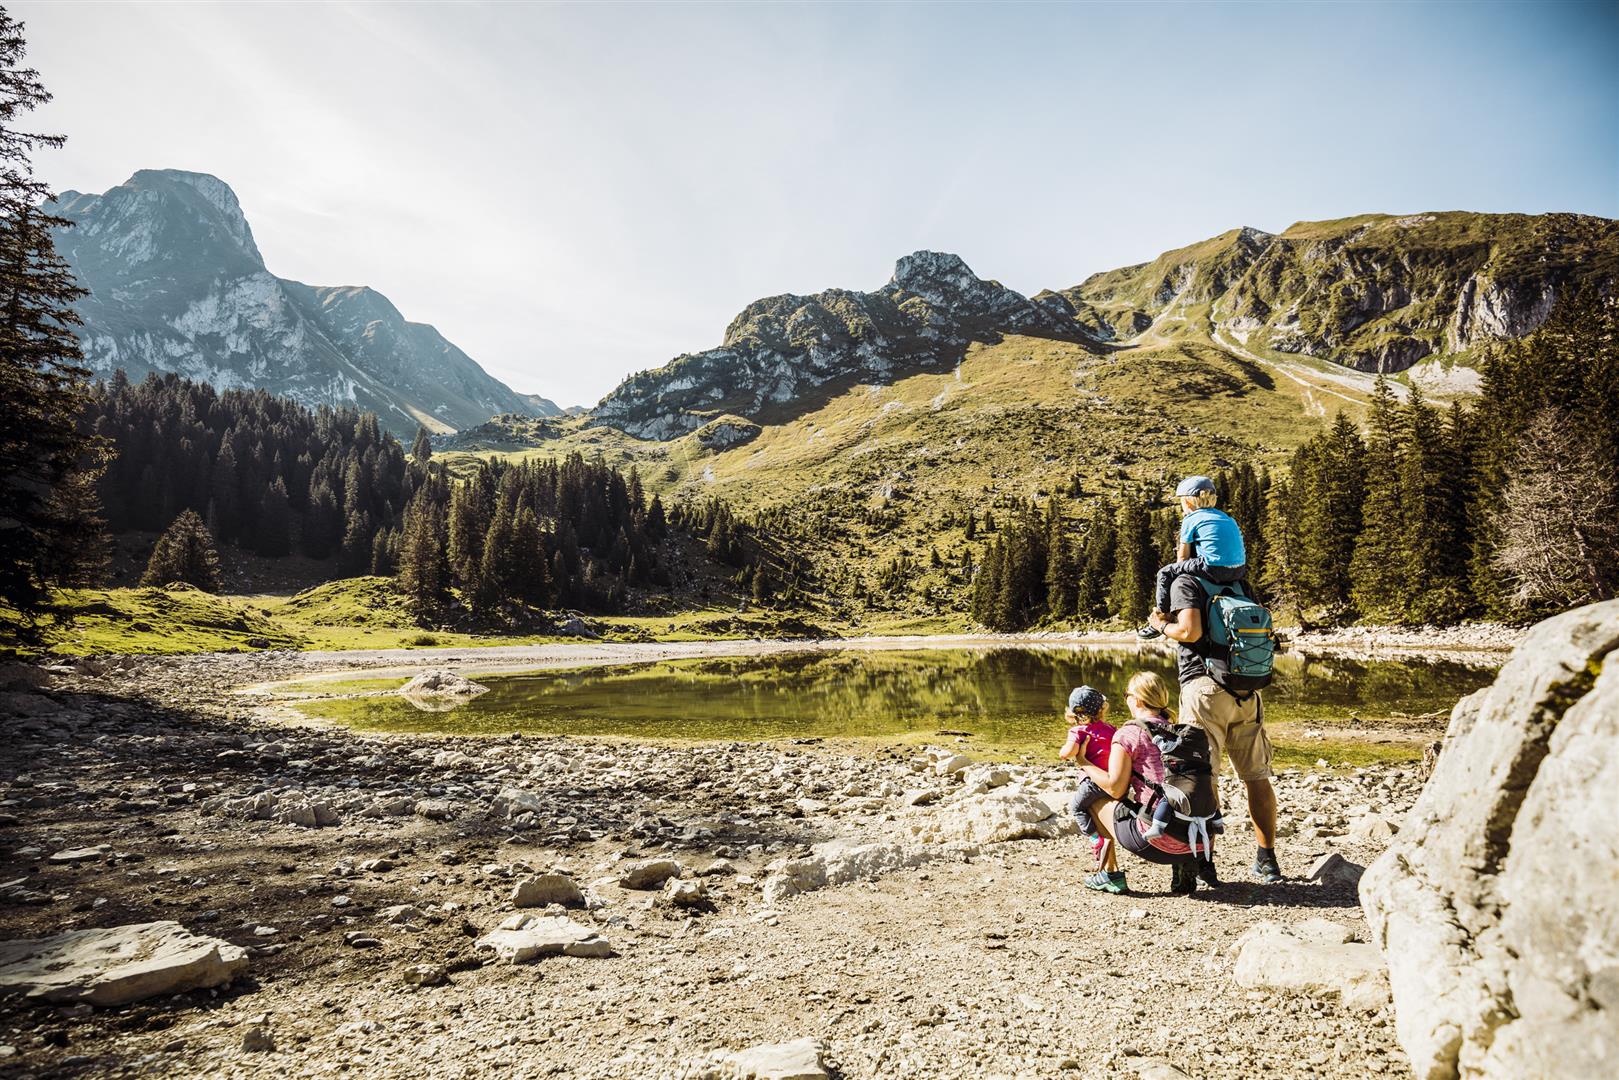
[
  {"x1": 0, "y1": 921, "x2": 248, "y2": 1006},
  {"x1": 474, "y1": 915, "x2": 612, "y2": 962}
]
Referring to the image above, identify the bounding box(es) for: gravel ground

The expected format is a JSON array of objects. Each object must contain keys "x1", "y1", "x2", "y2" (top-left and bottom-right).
[{"x1": 0, "y1": 647, "x2": 1444, "y2": 1079}]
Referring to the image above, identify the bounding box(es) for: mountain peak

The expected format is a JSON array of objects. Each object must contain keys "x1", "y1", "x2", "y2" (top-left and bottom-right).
[
  {"x1": 50, "y1": 168, "x2": 546, "y2": 435},
  {"x1": 889, "y1": 250, "x2": 978, "y2": 293},
  {"x1": 127, "y1": 168, "x2": 260, "y2": 263}
]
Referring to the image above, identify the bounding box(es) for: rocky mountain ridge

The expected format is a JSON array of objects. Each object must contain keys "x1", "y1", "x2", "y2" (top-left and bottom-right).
[
  {"x1": 50, "y1": 169, "x2": 556, "y2": 436},
  {"x1": 593, "y1": 251, "x2": 1093, "y2": 440},
  {"x1": 1055, "y1": 211, "x2": 1618, "y2": 373},
  {"x1": 593, "y1": 212, "x2": 1617, "y2": 440}
]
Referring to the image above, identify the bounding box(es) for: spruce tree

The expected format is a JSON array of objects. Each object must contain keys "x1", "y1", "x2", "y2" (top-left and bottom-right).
[
  {"x1": 141, "y1": 510, "x2": 221, "y2": 592},
  {"x1": 257, "y1": 478, "x2": 292, "y2": 557},
  {"x1": 1259, "y1": 476, "x2": 1303, "y2": 616},
  {"x1": 396, "y1": 482, "x2": 451, "y2": 625},
  {"x1": 410, "y1": 425, "x2": 432, "y2": 466},
  {"x1": 0, "y1": 12, "x2": 109, "y2": 622},
  {"x1": 1074, "y1": 498, "x2": 1116, "y2": 620},
  {"x1": 1298, "y1": 414, "x2": 1365, "y2": 621},
  {"x1": 1108, "y1": 499, "x2": 1153, "y2": 623},
  {"x1": 1349, "y1": 378, "x2": 1408, "y2": 622}
]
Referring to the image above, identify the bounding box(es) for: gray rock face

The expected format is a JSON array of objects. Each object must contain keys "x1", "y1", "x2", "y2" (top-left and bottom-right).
[
  {"x1": 49, "y1": 169, "x2": 551, "y2": 435},
  {"x1": 0, "y1": 921, "x2": 248, "y2": 1005},
  {"x1": 1360, "y1": 599, "x2": 1619, "y2": 1080}
]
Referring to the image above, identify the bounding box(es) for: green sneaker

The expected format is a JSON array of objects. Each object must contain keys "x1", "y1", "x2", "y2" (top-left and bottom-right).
[{"x1": 1084, "y1": 870, "x2": 1128, "y2": 894}]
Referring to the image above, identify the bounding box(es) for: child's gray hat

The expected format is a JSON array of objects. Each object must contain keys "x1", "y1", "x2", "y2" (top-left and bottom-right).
[
  {"x1": 1068, "y1": 686, "x2": 1106, "y2": 715},
  {"x1": 1176, "y1": 476, "x2": 1216, "y2": 497}
]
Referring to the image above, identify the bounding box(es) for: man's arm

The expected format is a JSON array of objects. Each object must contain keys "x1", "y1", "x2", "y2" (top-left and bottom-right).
[{"x1": 1151, "y1": 605, "x2": 1201, "y2": 643}]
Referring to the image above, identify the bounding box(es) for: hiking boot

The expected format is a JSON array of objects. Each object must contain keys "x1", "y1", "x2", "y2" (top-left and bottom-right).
[
  {"x1": 1196, "y1": 857, "x2": 1222, "y2": 888},
  {"x1": 1084, "y1": 870, "x2": 1128, "y2": 894},
  {"x1": 1135, "y1": 624, "x2": 1163, "y2": 641},
  {"x1": 1170, "y1": 862, "x2": 1197, "y2": 895},
  {"x1": 1251, "y1": 852, "x2": 1284, "y2": 884}
]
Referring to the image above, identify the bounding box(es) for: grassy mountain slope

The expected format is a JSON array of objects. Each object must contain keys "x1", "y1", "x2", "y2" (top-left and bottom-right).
[{"x1": 443, "y1": 331, "x2": 1350, "y2": 623}]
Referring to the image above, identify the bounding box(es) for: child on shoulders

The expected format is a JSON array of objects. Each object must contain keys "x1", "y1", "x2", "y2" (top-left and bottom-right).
[{"x1": 1138, "y1": 475, "x2": 1247, "y2": 641}]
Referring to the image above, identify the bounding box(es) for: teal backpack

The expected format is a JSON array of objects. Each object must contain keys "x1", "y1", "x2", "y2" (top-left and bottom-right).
[{"x1": 1194, "y1": 576, "x2": 1275, "y2": 696}]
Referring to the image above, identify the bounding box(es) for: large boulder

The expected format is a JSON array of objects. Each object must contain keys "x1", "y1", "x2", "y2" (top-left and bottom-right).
[
  {"x1": 1360, "y1": 599, "x2": 1619, "y2": 1080},
  {"x1": 399, "y1": 669, "x2": 488, "y2": 698},
  {"x1": 0, "y1": 921, "x2": 248, "y2": 1006},
  {"x1": 905, "y1": 792, "x2": 1074, "y2": 845}
]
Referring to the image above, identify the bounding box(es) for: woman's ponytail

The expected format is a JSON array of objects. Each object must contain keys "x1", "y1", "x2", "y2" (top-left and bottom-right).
[{"x1": 1127, "y1": 671, "x2": 1175, "y2": 723}]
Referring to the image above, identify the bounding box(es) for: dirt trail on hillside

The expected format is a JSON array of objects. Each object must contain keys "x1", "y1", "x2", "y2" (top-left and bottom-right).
[{"x1": 0, "y1": 645, "x2": 1495, "y2": 1078}]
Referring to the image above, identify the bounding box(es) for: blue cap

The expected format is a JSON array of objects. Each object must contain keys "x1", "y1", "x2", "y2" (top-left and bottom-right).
[
  {"x1": 1067, "y1": 685, "x2": 1106, "y2": 715},
  {"x1": 1176, "y1": 475, "x2": 1216, "y2": 497}
]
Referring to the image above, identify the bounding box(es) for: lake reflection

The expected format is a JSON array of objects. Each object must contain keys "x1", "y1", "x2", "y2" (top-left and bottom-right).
[{"x1": 297, "y1": 647, "x2": 1497, "y2": 749}]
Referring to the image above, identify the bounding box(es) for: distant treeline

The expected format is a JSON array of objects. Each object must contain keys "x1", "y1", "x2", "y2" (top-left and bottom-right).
[
  {"x1": 84, "y1": 370, "x2": 780, "y2": 625},
  {"x1": 86, "y1": 370, "x2": 416, "y2": 570},
  {"x1": 970, "y1": 294, "x2": 1618, "y2": 630}
]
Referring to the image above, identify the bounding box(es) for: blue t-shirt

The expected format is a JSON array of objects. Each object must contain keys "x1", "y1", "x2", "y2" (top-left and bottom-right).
[{"x1": 1179, "y1": 508, "x2": 1246, "y2": 567}]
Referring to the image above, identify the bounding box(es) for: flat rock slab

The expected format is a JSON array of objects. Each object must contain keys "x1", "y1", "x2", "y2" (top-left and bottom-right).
[
  {"x1": 1233, "y1": 922, "x2": 1389, "y2": 1012},
  {"x1": 475, "y1": 915, "x2": 611, "y2": 962},
  {"x1": 0, "y1": 921, "x2": 248, "y2": 1006},
  {"x1": 718, "y1": 1037, "x2": 829, "y2": 1080},
  {"x1": 47, "y1": 846, "x2": 110, "y2": 864}
]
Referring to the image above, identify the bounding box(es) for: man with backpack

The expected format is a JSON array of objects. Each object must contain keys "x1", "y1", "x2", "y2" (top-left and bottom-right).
[{"x1": 1145, "y1": 478, "x2": 1283, "y2": 884}]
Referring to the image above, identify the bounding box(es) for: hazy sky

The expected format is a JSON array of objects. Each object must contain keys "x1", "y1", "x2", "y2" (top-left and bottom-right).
[{"x1": 17, "y1": 1, "x2": 1619, "y2": 407}]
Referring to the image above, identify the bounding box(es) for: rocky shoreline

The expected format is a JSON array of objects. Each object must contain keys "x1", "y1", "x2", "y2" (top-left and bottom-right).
[{"x1": 0, "y1": 646, "x2": 1442, "y2": 1079}]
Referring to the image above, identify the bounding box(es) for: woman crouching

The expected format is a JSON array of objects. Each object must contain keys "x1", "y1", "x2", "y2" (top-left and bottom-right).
[{"x1": 1060, "y1": 674, "x2": 1203, "y2": 895}]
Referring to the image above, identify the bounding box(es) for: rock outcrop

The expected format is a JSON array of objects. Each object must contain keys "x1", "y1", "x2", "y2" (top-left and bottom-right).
[
  {"x1": 49, "y1": 169, "x2": 553, "y2": 435},
  {"x1": 0, "y1": 921, "x2": 248, "y2": 1005},
  {"x1": 1360, "y1": 599, "x2": 1619, "y2": 1080}
]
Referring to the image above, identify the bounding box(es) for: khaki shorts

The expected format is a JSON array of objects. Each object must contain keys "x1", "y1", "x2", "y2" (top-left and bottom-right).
[{"x1": 1181, "y1": 676, "x2": 1273, "y2": 781}]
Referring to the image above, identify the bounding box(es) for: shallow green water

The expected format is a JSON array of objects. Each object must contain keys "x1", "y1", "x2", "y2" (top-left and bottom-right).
[{"x1": 292, "y1": 646, "x2": 1495, "y2": 755}]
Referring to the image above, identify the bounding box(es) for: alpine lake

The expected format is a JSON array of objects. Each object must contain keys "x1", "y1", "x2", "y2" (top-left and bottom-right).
[{"x1": 281, "y1": 645, "x2": 1498, "y2": 769}]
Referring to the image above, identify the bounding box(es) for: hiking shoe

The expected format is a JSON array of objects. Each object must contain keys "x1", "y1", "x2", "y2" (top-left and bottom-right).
[
  {"x1": 1084, "y1": 870, "x2": 1128, "y2": 894},
  {"x1": 1170, "y1": 862, "x2": 1197, "y2": 895},
  {"x1": 1196, "y1": 857, "x2": 1222, "y2": 888},
  {"x1": 1251, "y1": 853, "x2": 1284, "y2": 884},
  {"x1": 1135, "y1": 625, "x2": 1163, "y2": 641}
]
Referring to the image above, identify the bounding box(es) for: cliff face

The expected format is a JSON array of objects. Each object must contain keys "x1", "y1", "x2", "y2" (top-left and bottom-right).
[
  {"x1": 1059, "y1": 212, "x2": 1618, "y2": 373},
  {"x1": 593, "y1": 251, "x2": 1094, "y2": 440},
  {"x1": 50, "y1": 170, "x2": 555, "y2": 435}
]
